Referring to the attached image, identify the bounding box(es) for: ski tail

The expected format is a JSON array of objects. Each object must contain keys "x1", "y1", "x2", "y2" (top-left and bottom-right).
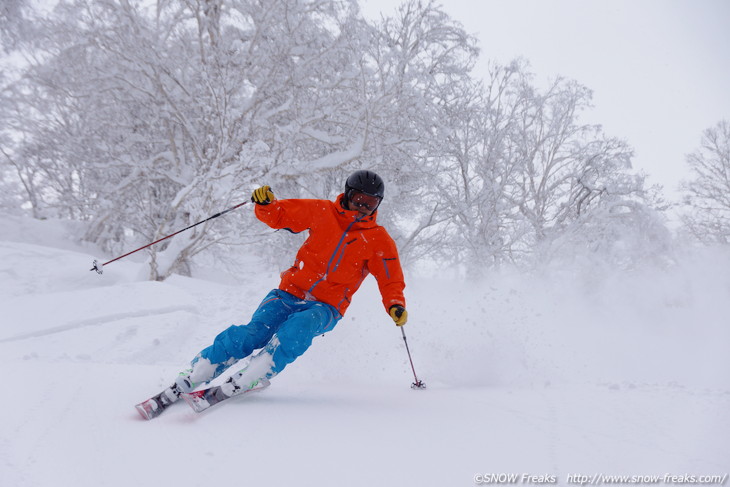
[{"x1": 135, "y1": 385, "x2": 180, "y2": 420}]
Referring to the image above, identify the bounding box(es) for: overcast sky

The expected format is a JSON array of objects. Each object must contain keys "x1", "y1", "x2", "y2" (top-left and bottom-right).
[{"x1": 361, "y1": 0, "x2": 730, "y2": 200}]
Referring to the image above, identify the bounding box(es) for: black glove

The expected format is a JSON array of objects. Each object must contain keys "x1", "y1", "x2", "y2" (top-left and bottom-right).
[
  {"x1": 251, "y1": 185, "x2": 275, "y2": 205},
  {"x1": 389, "y1": 305, "x2": 408, "y2": 326}
]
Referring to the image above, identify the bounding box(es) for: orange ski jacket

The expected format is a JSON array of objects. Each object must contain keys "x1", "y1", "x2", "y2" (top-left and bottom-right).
[{"x1": 255, "y1": 194, "x2": 406, "y2": 317}]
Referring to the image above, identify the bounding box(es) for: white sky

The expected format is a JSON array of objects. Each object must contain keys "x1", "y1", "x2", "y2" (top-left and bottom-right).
[{"x1": 360, "y1": 0, "x2": 730, "y2": 200}]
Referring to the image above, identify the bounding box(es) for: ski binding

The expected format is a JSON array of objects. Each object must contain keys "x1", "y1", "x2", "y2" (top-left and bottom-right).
[{"x1": 182, "y1": 378, "x2": 271, "y2": 413}]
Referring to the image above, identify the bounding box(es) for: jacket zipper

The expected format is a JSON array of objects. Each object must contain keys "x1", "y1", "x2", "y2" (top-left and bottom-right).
[{"x1": 308, "y1": 215, "x2": 363, "y2": 294}]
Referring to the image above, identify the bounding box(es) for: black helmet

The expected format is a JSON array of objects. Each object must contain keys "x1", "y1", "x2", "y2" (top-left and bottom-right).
[
  {"x1": 345, "y1": 170, "x2": 385, "y2": 198},
  {"x1": 344, "y1": 170, "x2": 385, "y2": 211}
]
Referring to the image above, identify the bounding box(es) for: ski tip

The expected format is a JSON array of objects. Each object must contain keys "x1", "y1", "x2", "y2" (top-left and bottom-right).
[
  {"x1": 135, "y1": 396, "x2": 168, "y2": 420},
  {"x1": 135, "y1": 403, "x2": 154, "y2": 420}
]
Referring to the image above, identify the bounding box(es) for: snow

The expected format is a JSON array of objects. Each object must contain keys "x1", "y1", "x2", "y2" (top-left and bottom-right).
[{"x1": 1, "y1": 215, "x2": 728, "y2": 487}]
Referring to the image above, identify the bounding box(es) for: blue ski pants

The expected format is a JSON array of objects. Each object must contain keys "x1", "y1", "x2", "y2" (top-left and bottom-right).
[{"x1": 191, "y1": 289, "x2": 341, "y2": 382}]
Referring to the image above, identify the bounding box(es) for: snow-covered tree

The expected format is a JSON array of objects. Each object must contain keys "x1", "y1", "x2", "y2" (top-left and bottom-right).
[
  {"x1": 436, "y1": 62, "x2": 531, "y2": 271},
  {"x1": 681, "y1": 120, "x2": 730, "y2": 244},
  {"x1": 355, "y1": 0, "x2": 479, "y2": 263},
  {"x1": 0, "y1": 0, "x2": 29, "y2": 52},
  {"x1": 7, "y1": 0, "x2": 379, "y2": 278},
  {"x1": 5, "y1": 0, "x2": 483, "y2": 277},
  {"x1": 435, "y1": 59, "x2": 655, "y2": 272},
  {"x1": 506, "y1": 75, "x2": 635, "y2": 242},
  {"x1": 251, "y1": 0, "x2": 481, "y2": 266},
  {"x1": 535, "y1": 194, "x2": 673, "y2": 279},
  {"x1": 2, "y1": 0, "x2": 671, "y2": 278}
]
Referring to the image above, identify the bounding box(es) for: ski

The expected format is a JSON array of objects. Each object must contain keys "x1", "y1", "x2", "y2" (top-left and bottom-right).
[
  {"x1": 182, "y1": 377, "x2": 271, "y2": 413},
  {"x1": 135, "y1": 386, "x2": 179, "y2": 420}
]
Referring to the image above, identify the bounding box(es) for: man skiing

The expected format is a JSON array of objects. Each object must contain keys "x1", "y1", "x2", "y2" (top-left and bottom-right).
[{"x1": 137, "y1": 170, "x2": 408, "y2": 418}]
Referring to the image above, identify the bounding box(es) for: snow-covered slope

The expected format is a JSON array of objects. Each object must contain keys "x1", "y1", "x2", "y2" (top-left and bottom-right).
[{"x1": 1, "y1": 216, "x2": 728, "y2": 487}]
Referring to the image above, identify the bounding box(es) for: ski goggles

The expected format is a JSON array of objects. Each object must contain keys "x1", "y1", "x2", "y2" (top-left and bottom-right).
[{"x1": 348, "y1": 190, "x2": 382, "y2": 212}]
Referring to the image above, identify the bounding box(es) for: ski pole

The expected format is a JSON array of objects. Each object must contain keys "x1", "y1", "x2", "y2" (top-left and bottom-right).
[
  {"x1": 401, "y1": 327, "x2": 426, "y2": 389},
  {"x1": 90, "y1": 200, "x2": 249, "y2": 274}
]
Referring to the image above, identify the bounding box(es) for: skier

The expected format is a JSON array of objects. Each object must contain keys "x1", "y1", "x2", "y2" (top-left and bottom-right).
[{"x1": 139, "y1": 170, "x2": 408, "y2": 416}]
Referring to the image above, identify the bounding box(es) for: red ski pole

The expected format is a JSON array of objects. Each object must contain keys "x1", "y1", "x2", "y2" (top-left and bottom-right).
[{"x1": 90, "y1": 201, "x2": 249, "y2": 274}]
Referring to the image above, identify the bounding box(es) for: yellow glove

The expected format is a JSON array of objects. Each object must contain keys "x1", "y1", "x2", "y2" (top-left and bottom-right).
[
  {"x1": 251, "y1": 185, "x2": 275, "y2": 205},
  {"x1": 389, "y1": 305, "x2": 408, "y2": 326}
]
